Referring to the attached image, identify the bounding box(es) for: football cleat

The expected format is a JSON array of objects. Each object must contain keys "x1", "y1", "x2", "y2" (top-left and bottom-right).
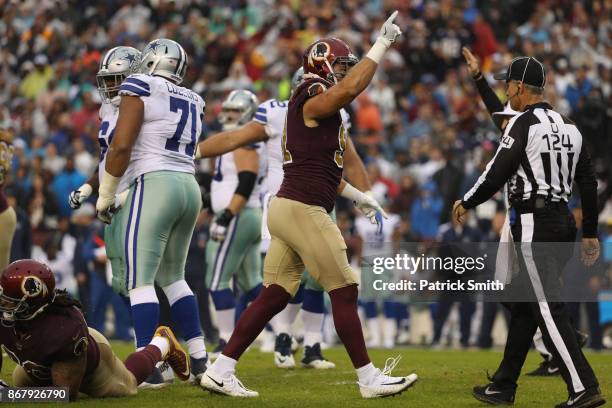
[
  {"x1": 291, "y1": 335, "x2": 300, "y2": 354},
  {"x1": 472, "y1": 383, "x2": 516, "y2": 405},
  {"x1": 189, "y1": 355, "x2": 210, "y2": 385},
  {"x1": 209, "y1": 339, "x2": 227, "y2": 361},
  {"x1": 525, "y1": 359, "x2": 560, "y2": 376},
  {"x1": 358, "y1": 356, "x2": 418, "y2": 399},
  {"x1": 200, "y1": 369, "x2": 258, "y2": 397},
  {"x1": 274, "y1": 333, "x2": 295, "y2": 369},
  {"x1": 301, "y1": 343, "x2": 335, "y2": 369},
  {"x1": 154, "y1": 326, "x2": 191, "y2": 381},
  {"x1": 139, "y1": 362, "x2": 174, "y2": 389},
  {"x1": 554, "y1": 387, "x2": 605, "y2": 408}
]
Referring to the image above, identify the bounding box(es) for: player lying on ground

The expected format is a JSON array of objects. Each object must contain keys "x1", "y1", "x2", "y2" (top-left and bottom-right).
[
  {"x1": 200, "y1": 11, "x2": 418, "y2": 399},
  {"x1": 196, "y1": 67, "x2": 371, "y2": 370},
  {"x1": 0, "y1": 260, "x2": 190, "y2": 401}
]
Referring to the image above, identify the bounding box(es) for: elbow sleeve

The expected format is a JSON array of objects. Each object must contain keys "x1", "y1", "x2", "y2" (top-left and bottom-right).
[{"x1": 235, "y1": 171, "x2": 257, "y2": 199}]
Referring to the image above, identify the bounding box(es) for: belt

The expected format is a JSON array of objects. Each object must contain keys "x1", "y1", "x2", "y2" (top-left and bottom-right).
[{"x1": 511, "y1": 196, "x2": 567, "y2": 214}]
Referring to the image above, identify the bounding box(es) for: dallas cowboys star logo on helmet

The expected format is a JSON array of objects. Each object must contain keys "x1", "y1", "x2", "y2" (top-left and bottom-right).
[
  {"x1": 148, "y1": 40, "x2": 161, "y2": 52},
  {"x1": 125, "y1": 52, "x2": 136, "y2": 63}
]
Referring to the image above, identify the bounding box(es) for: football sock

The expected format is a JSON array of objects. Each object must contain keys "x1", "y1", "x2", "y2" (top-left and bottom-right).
[
  {"x1": 187, "y1": 336, "x2": 207, "y2": 359},
  {"x1": 356, "y1": 362, "x2": 378, "y2": 385},
  {"x1": 302, "y1": 288, "x2": 324, "y2": 313},
  {"x1": 124, "y1": 345, "x2": 162, "y2": 385},
  {"x1": 366, "y1": 318, "x2": 381, "y2": 345},
  {"x1": 302, "y1": 310, "x2": 324, "y2": 347},
  {"x1": 211, "y1": 289, "x2": 236, "y2": 341},
  {"x1": 329, "y1": 284, "x2": 370, "y2": 368},
  {"x1": 210, "y1": 354, "x2": 237, "y2": 377},
  {"x1": 363, "y1": 301, "x2": 378, "y2": 319},
  {"x1": 162, "y1": 281, "x2": 205, "y2": 354},
  {"x1": 382, "y1": 318, "x2": 396, "y2": 348},
  {"x1": 150, "y1": 335, "x2": 170, "y2": 357},
  {"x1": 129, "y1": 286, "x2": 160, "y2": 348},
  {"x1": 223, "y1": 284, "x2": 291, "y2": 360}
]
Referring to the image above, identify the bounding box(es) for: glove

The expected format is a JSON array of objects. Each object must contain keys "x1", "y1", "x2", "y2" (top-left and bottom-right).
[
  {"x1": 68, "y1": 183, "x2": 93, "y2": 209},
  {"x1": 0, "y1": 378, "x2": 9, "y2": 389},
  {"x1": 366, "y1": 10, "x2": 402, "y2": 64},
  {"x1": 210, "y1": 209, "x2": 234, "y2": 242},
  {"x1": 341, "y1": 184, "x2": 387, "y2": 233},
  {"x1": 96, "y1": 170, "x2": 120, "y2": 224}
]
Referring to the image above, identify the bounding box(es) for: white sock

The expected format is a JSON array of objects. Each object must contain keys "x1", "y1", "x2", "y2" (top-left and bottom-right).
[
  {"x1": 187, "y1": 336, "x2": 207, "y2": 359},
  {"x1": 211, "y1": 354, "x2": 237, "y2": 377},
  {"x1": 150, "y1": 336, "x2": 170, "y2": 358},
  {"x1": 286, "y1": 302, "x2": 301, "y2": 324},
  {"x1": 382, "y1": 318, "x2": 397, "y2": 348},
  {"x1": 356, "y1": 362, "x2": 377, "y2": 385},
  {"x1": 367, "y1": 318, "x2": 381, "y2": 345},
  {"x1": 302, "y1": 310, "x2": 324, "y2": 347},
  {"x1": 216, "y1": 308, "x2": 235, "y2": 341},
  {"x1": 270, "y1": 308, "x2": 292, "y2": 335}
]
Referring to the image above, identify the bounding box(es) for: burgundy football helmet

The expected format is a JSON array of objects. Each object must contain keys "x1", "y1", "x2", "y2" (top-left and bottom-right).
[
  {"x1": 0, "y1": 260, "x2": 56, "y2": 322},
  {"x1": 303, "y1": 37, "x2": 358, "y2": 84}
]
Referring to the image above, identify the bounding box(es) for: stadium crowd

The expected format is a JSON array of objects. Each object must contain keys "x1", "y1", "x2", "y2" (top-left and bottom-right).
[{"x1": 1, "y1": 0, "x2": 611, "y2": 349}]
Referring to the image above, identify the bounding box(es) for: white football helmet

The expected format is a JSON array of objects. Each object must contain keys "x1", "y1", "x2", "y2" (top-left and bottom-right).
[
  {"x1": 291, "y1": 67, "x2": 305, "y2": 90},
  {"x1": 97, "y1": 46, "x2": 141, "y2": 106},
  {"x1": 220, "y1": 90, "x2": 259, "y2": 130},
  {"x1": 139, "y1": 38, "x2": 188, "y2": 85}
]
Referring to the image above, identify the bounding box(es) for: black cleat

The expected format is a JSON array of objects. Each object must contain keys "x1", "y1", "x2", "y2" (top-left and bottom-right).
[
  {"x1": 555, "y1": 387, "x2": 606, "y2": 408},
  {"x1": 526, "y1": 359, "x2": 560, "y2": 376},
  {"x1": 301, "y1": 343, "x2": 335, "y2": 369},
  {"x1": 472, "y1": 383, "x2": 516, "y2": 405},
  {"x1": 190, "y1": 355, "x2": 210, "y2": 384},
  {"x1": 274, "y1": 333, "x2": 295, "y2": 368}
]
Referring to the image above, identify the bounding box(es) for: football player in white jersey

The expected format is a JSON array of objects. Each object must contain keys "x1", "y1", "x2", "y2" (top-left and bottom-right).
[
  {"x1": 95, "y1": 38, "x2": 209, "y2": 383},
  {"x1": 354, "y1": 193, "x2": 402, "y2": 349},
  {"x1": 205, "y1": 90, "x2": 266, "y2": 359},
  {"x1": 195, "y1": 68, "x2": 371, "y2": 369}
]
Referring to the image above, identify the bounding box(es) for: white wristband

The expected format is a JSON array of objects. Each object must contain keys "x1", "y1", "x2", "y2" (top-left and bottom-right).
[
  {"x1": 99, "y1": 170, "x2": 120, "y2": 201},
  {"x1": 365, "y1": 38, "x2": 390, "y2": 64},
  {"x1": 340, "y1": 182, "x2": 366, "y2": 203},
  {"x1": 79, "y1": 183, "x2": 93, "y2": 198}
]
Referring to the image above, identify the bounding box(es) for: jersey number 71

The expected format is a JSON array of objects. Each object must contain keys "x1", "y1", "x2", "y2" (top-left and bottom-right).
[{"x1": 165, "y1": 96, "x2": 198, "y2": 156}]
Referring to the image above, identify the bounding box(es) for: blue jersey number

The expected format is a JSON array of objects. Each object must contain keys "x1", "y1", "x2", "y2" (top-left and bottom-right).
[
  {"x1": 269, "y1": 100, "x2": 286, "y2": 108},
  {"x1": 98, "y1": 121, "x2": 115, "y2": 161},
  {"x1": 165, "y1": 96, "x2": 197, "y2": 156},
  {"x1": 213, "y1": 156, "x2": 223, "y2": 181}
]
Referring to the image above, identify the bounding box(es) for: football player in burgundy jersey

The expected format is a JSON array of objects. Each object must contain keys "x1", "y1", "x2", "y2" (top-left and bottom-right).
[
  {"x1": 201, "y1": 11, "x2": 418, "y2": 399},
  {"x1": 0, "y1": 260, "x2": 190, "y2": 401}
]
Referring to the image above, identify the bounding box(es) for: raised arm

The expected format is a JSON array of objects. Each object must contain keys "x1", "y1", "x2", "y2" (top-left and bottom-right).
[
  {"x1": 303, "y1": 11, "x2": 402, "y2": 121},
  {"x1": 343, "y1": 137, "x2": 371, "y2": 191},
  {"x1": 462, "y1": 47, "x2": 505, "y2": 127}
]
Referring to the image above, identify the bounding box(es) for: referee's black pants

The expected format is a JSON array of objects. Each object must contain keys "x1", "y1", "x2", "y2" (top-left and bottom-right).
[{"x1": 492, "y1": 204, "x2": 599, "y2": 395}]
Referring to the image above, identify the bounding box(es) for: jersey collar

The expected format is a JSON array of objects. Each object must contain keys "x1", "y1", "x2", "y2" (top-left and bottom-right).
[{"x1": 524, "y1": 101, "x2": 553, "y2": 111}]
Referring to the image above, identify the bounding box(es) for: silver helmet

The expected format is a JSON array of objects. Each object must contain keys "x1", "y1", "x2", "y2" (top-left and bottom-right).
[
  {"x1": 97, "y1": 46, "x2": 141, "y2": 106},
  {"x1": 139, "y1": 38, "x2": 188, "y2": 85},
  {"x1": 220, "y1": 90, "x2": 259, "y2": 129},
  {"x1": 291, "y1": 66, "x2": 304, "y2": 90}
]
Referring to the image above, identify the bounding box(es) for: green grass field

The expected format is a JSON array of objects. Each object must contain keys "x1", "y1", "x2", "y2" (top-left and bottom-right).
[{"x1": 2, "y1": 343, "x2": 610, "y2": 407}]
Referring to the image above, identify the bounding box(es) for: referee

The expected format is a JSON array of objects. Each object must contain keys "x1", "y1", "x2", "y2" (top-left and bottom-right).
[{"x1": 453, "y1": 56, "x2": 605, "y2": 408}]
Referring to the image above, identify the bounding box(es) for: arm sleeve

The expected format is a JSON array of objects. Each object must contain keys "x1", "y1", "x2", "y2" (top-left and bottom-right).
[
  {"x1": 462, "y1": 118, "x2": 526, "y2": 209},
  {"x1": 474, "y1": 75, "x2": 505, "y2": 122},
  {"x1": 574, "y1": 145, "x2": 598, "y2": 238}
]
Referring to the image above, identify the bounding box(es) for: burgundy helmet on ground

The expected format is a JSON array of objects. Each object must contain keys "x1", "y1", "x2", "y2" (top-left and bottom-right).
[
  {"x1": 0, "y1": 259, "x2": 56, "y2": 321},
  {"x1": 302, "y1": 37, "x2": 358, "y2": 84}
]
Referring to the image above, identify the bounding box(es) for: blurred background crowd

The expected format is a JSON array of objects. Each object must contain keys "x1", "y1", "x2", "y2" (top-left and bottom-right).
[{"x1": 1, "y1": 0, "x2": 611, "y2": 349}]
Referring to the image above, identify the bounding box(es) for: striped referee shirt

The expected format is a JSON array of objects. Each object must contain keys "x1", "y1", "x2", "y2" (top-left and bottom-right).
[{"x1": 462, "y1": 102, "x2": 598, "y2": 237}]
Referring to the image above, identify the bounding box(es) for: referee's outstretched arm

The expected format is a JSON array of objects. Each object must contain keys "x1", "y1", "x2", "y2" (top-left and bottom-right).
[{"x1": 460, "y1": 116, "x2": 527, "y2": 209}]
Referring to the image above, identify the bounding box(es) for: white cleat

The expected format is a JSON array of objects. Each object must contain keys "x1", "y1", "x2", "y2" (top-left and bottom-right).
[
  {"x1": 274, "y1": 351, "x2": 296, "y2": 368},
  {"x1": 200, "y1": 369, "x2": 258, "y2": 397},
  {"x1": 358, "y1": 356, "x2": 418, "y2": 399}
]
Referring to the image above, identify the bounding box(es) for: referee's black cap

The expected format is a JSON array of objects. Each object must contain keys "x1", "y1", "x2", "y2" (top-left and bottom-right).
[{"x1": 494, "y1": 56, "x2": 546, "y2": 88}]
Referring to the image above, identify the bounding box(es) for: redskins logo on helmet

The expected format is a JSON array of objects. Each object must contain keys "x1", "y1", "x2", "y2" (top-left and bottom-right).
[
  {"x1": 308, "y1": 42, "x2": 331, "y2": 66},
  {"x1": 21, "y1": 276, "x2": 45, "y2": 298}
]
